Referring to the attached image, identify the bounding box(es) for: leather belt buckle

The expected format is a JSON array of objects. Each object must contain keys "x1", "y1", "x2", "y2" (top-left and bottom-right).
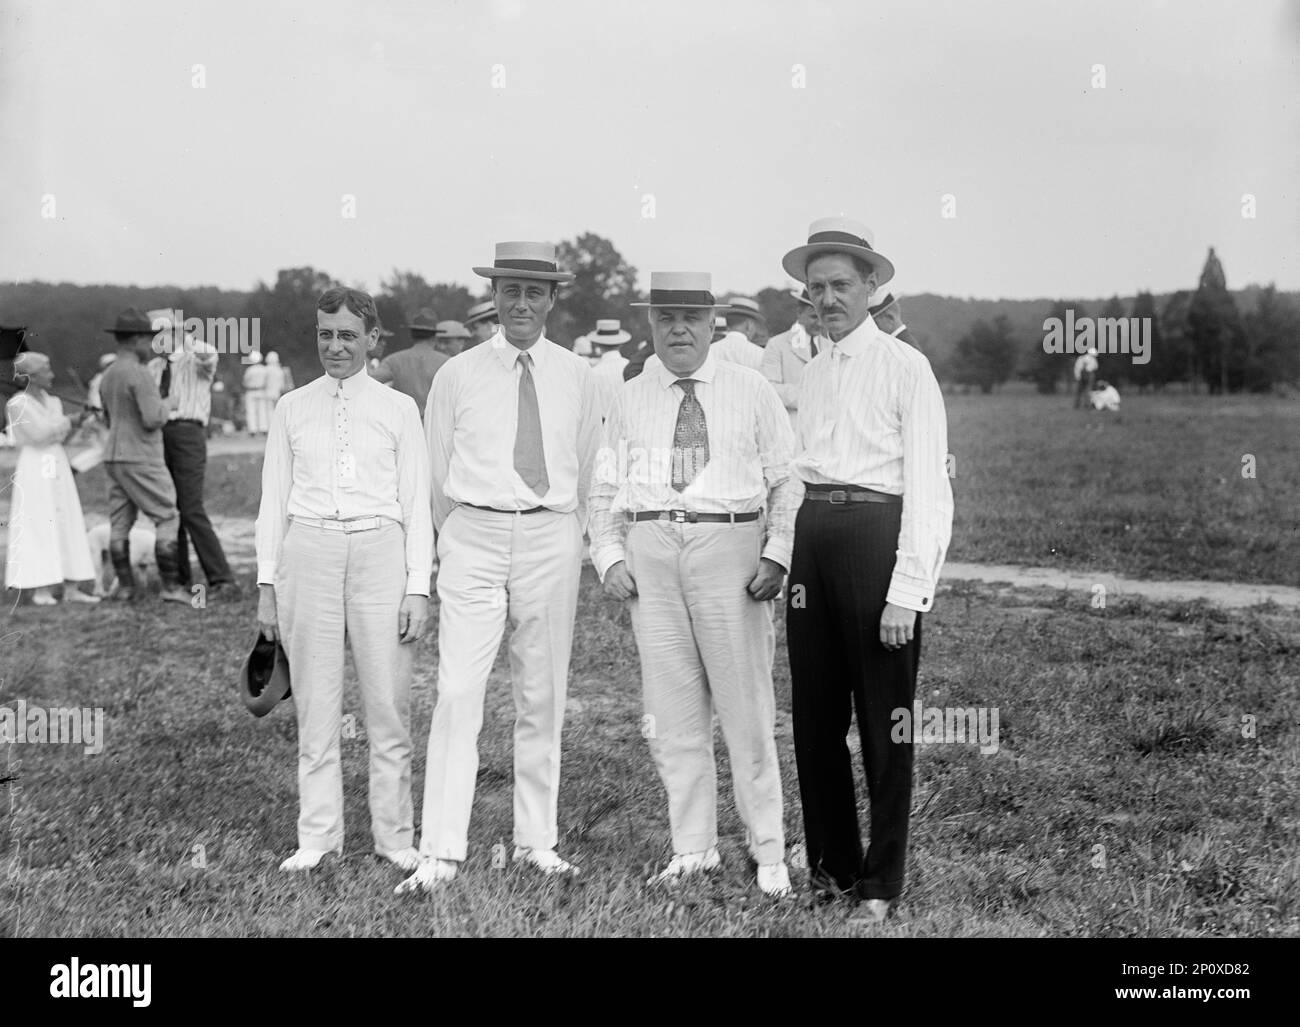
[
  {"x1": 828, "y1": 490, "x2": 849, "y2": 505},
  {"x1": 669, "y1": 509, "x2": 689, "y2": 523}
]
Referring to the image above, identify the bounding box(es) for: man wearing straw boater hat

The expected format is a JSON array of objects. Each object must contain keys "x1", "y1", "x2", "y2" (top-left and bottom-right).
[
  {"x1": 433, "y1": 319, "x2": 471, "y2": 357},
  {"x1": 97, "y1": 308, "x2": 189, "y2": 604},
  {"x1": 255, "y1": 286, "x2": 432, "y2": 874},
  {"x1": 762, "y1": 286, "x2": 822, "y2": 430},
  {"x1": 585, "y1": 318, "x2": 630, "y2": 420},
  {"x1": 373, "y1": 308, "x2": 449, "y2": 416},
  {"x1": 398, "y1": 241, "x2": 601, "y2": 893},
  {"x1": 781, "y1": 218, "x2": 952, "y2": 919},
  {"x1": 462, "y1": 300, "x2": 499, "y2": 351},
  {"x1": 867, "y1": 292, "x2": 918, "y2": 346},
  {"x1": 590, "y1": 271, "x2": 798, "y2": 897}
]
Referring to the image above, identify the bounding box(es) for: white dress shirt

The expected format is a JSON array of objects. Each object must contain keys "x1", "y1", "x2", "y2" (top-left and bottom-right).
[
  {"x1": 589, "y1": 351, "x2": 799, "y2": 578},
  {"x1": 255, "y1": 367, "x2": 433, "y2": 594},
  {"x1": 424, "y1": 331, "x2": 602, "y2": 533},
  {"x1": 149, "y1": 339, "x2": 218, "y2": 424},
  {"x1": 793, "y1": 314, "x2": 953, "y2": 613},
  {"x1": 589, "y1": 349, "x2": 628, "y2": 421}
]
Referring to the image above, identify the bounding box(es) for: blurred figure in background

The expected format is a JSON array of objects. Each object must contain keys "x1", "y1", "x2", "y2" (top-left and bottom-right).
[
  {"x1": 3, "y1": 352, "x2": 99, "y2": 605},
  {"x1": 242, "y1": 350, "x2": 268, "y2": 434},
  {"x1": 462, "y1": 300, "x2": 498, "y2": 351},
  {"x1": 433, "y1": 320, "x2": 470, "y2": 359},
  {"x1": 585, "y1": 319, "x2": 630, "y2": 420},
  {"x1": 373, "y1": 309, "x2": 449, "y2": 416},
  {"x1": 1074, "y1": 345, "x2": 1099, "y2": 409},
  {"x1": 762, "y1": 287, "x2": 821, "y2": 431},
  {"x1": 85, "y1": 352, "x2": 116, "y2": 417}
]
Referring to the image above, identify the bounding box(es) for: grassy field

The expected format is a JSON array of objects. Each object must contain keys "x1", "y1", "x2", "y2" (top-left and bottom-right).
[{"x1": 2, "y1": 389, "x2": 1298, "y2": 937}]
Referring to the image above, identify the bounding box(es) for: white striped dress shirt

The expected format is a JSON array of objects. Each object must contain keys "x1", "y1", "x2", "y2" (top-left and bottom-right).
[
  {"x1": 424, "y1": 331, "x2": 602, "y2": 532},
  {"x1": 588, "y1": 351, "x2": 800, "y2": 578},
  {"x1": 793, "y1": 314, "x2": 953, "y2": 613},
  {"x1": 149, "y1": 340, "x2": 218, "y2": 424},
  {"x1": 255, "y1": 367, "x2": 433, "y2": 594}
]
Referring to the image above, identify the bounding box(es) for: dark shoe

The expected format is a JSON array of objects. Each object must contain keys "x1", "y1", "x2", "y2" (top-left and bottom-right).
[
  {"x1": 154, "y1": 538, "x2": 192, "y2": 605},
  {"x1": 108, "y1": 540, "x2": 136, "y2": 601},
  {"x1": 206, "y1": 581, "x2": 244, "y2": 600}
]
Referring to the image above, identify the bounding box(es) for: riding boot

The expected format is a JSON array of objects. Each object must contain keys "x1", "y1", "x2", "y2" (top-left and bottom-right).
[
  {"x1": 108, "y1": 540, "x2": 136, "y2": 601},
  {"x1": 154, "y1": 538, "x2": 192, "y2": 605}
]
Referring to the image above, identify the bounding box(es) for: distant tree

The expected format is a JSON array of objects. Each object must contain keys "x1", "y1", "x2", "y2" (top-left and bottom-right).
[
  {"x1": 1157, "y1": 291, "x2": 1194, "y2": 389},
  {"x1": 1242, "y1": 285, "x2": 1300, "y2": 391},
  {"x1": 1096, "y1": 295, "x2": 1128, "y2": 385},
  {"x1": 1188, "y1": 247, "x2": 1248, "y2": 393},
  {"x1": 1127, "y1": 291, "x2": 1162, "y2": 392},
  {"x1": 241, "y1": 267, "x2": 334, "y2": 386},
  {"x1": 377, "y1": 269, "x2": 476, "y2": 349},
  {"x1": 953, "y1": 315, "x2": 1018, "y2": 393},
  {"x1": 550, "y1": 233, "x2": 640, "y2": 349},
  {"x1": 754, "y1": 287, "x2": 800, "y2": 337},
  {"x1": 1022, "y1": 300, "x2": 1078, "y2": 394}
]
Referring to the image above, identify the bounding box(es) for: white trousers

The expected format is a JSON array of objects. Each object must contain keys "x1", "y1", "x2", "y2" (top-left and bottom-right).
[
  {"x1": 275, "y1": 520, "x2": 415, "y2": 854},
  {"x1": 418, "y1": 505, "x2": 582, "y2": 861},
  {"x1": 627, "y1": 518, "x2": 785, "y2": 864}
]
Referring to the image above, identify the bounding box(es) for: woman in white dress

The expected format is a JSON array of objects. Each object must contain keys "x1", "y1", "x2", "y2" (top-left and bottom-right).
[{"x1": 4, "y1": 352, "x2": 99, "y2": 605}]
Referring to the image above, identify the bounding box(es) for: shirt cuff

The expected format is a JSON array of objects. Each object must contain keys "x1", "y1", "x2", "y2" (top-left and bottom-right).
[
  {"x1": 405, "y1": 571, "x2": 431, "y2": 597},
  {"x1": 257, "y1": 561, "x2": 277, "y2": 586},
  {"x1": 886, "y1": 571, "x2": 936, "y2": 613},
  {"x1": 760, "y1": 538, "x2": 792, "y2": 574},
  {"x1": 591, "y1": 544, "x2": 626, "y2": 582}
]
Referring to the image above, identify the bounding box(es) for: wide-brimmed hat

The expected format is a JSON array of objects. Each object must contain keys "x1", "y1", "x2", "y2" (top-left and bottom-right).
[
  {"x1": 725, "y1": 296, "x2": 766, "y2": 325},
  {"x1": 0, "y1": 325, "x2": 28, "y2": 361},
  {"x1": 104, "y1": 307, "x2": 157, "y2": 337},
  {"x1": 868, "y1": 292, "x2": 900, "y2": 318},
  {"x1": 782, "y1": 217, "x2": 895, "y2": 286},
  {"x1": 631, "y1": 272, "x2": 724, "y2": 309},
  {"x1": 406, "y1": 308, "x2": 440, "y2": 335},
  {"x1": 588, "y1": 319, "x2": 631, "y2": 347},
  {"x1": 435, "y1": 320, "x2": 471, "y2": 339},
  {"x1": 240, "y1": 631, "x2": 292, "y2": 717},
  {"x1": 473, "y1": 241, "x2": 574, "y2": 283},
  {"x1": 464, "y1": 300, "x2": 498, "y2": 327},
  {"x1": 790, "y1": 287, "x2": 814, "y2": 308}
]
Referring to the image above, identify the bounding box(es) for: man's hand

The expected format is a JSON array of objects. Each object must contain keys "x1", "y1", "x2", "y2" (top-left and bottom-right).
[
  {"x1": 257, "y1": 584, "x2": 279, "y2": 642},
  {"x1": 746, "y1": 557, "x2": 785, "y2": 602},
  {"x1": 879, "y1": 602, "x2": 916, "y2": 651},
  {"x1": 398, "y1": 594, "x2": 429, "y2": 643},
  {"x1": 603, "y1": 561, "x2": 637, "y2": 601}
]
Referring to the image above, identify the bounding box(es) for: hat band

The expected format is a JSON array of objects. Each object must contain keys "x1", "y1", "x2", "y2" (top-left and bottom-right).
[
  {"x1": 648, "y1": 289, "x2": 715, "y2": 306},
  {"x1": 595, "y1": 329, "x2": 622, "y2": 337},
  {"x1": 495, "y1": 258, "x2": 559, "y2": 273},
  {"x1": 807, "y1": 230, "x2": 874, "y2": 251}
]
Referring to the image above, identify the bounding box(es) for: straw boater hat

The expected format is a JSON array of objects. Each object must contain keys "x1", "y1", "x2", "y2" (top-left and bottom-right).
[
  {"x1": 464, "y1": 300, "x2": 498, "y2": 327},
  {"x1": 434, "y1": 320, "x2": 471, "y2": 340},
  {"x1": 103, "y1": 307, "x2": 157, "y2": 337},
  {"x1": 868, "y1": 293, "x2": 900, "y2": 319},
  {"x1": 588, "y1": 319, "x2": 631, "y2": 347},
  {"x1": 782, "y1": 216, "x2": 895, "y2": 287},
  {"x1": 631, "y1": 272, "x2": 725, "y2": 309},
  {"x1": 726, "y1": 296, "x2": 767, "y2": 325},
  {"x1": 405, "y1": 308, "x2": 440, "y2": 336},
  {"x1": 473, "y1": 241, "x2": 574, "y2": 283}
]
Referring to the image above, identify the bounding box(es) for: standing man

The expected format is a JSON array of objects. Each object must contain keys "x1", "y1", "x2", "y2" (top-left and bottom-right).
[
  {"x1": 590, "y1": 272, "x2": 798, "y2": 896},
  {"x1": 147, "y1": 310, "x2": 240, "y2": 599},
  {"x1": 762, "y1": 287, "x2": 821, "y2": 430},
  {"x1": 98, "y1": 308, "x2": 188, "y2": 604},
  {"x1": 372, "y1": 309, "x2": 449, "y2": 416},
  {"x1": 1074, "y1": 345, "x2": 1099, "y2": 409},
  {"x1": 399, "y1": 241, "x2": 600, "y2": 893},
  {"x1": 255, "y1": 286, "x2": 431, "y2": 874},
  {"x1": 710, "y1": 296, "x2": 767, "y2": 370},
  {"x1": 462, "y1": 300, "x2": 499, "y2": 351},
  {"x1": 242, "y1": 351, "x2": 268, "y2": 434},
  {"x1": 585, "y1": 318, "x2": 630, "y2": 420},
  {"x1": 781, "y1": 218, "x2": 953, "y2": 919}
]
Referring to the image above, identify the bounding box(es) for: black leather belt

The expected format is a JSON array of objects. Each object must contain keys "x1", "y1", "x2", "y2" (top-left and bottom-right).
[
  {"x1": 166, "y1": 418, "x2": 206, "y2": 427},
  {"x1": 628, "y1": 510, "x2": 761, "y2": 524},
  {"x1": 463, "y1": 503, "x2": 546, "y2": 514},
  {"x1": 803, "y1": 484, "x2": 901, "y2": 505}
]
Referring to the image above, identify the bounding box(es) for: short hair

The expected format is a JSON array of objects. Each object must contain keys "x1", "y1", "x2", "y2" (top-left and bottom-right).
[
  {"x1": 317, "y1": 286, "x2": 380, "y2": 333},
  {"x1": 491, "y1": 280, "x2": 559, "y2": 299},
  {"x1": 13, "y1": 351, "x2": 49, "y2": 377},
  {"x1": 725, "y1": 312, "x2": 759, "y2": 330}
]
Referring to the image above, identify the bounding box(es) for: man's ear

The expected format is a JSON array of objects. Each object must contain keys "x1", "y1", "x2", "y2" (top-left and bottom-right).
[{"x1": 366, "y1": 328, "x2": 380, "y2": 352}]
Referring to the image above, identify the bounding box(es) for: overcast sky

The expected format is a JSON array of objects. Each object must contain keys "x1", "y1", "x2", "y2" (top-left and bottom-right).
[{"x1": 2, "y1": 0, "x2": 1296, "y2": 301}]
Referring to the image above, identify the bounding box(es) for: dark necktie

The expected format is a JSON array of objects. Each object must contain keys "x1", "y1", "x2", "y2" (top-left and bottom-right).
[
  {"x1": 513, "y1": 351, "x2": 549, "y2": 496},
  {"x1": 809, "y1": 334, "x2": 819, "y2": 358},
  {"x1": 671, "y1": 378, "x2": 709, "y2": 492},
  {"x1": 160, "y1": 360, "x2": 172, "y2": 398}
]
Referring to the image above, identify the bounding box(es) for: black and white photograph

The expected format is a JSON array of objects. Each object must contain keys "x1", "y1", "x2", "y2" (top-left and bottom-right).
[{"x1": 0, "y1": 0, "x2": 1296, "y2": 993}]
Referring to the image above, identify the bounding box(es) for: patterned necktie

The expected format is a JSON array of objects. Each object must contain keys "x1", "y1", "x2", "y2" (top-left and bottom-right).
[
  {"x1": 513, "y1": 351, "x2": 549, "y2": 496},
  {"x1": 334, "y1": 383, "x2": 356, "y2": 493},
  {"x1": 671, "y1": 378, "x2": 709, "y2": 492}
]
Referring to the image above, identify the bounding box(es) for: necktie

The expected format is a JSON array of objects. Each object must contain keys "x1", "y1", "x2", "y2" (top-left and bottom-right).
[
  {"x1": 671, "y1": 378, "x2": 709, "y2": 492},
  {"x1": 160, "y1": 360, "x2": 172, "y2": 398},
  {"x1": 809, "y1": 334, "x2": 819, "y2": 358},
  {"x1": 334, "y1": 383, "x2": 356, "y2": 493},
  {"x1": 513, "y1": 351, "x2": 549, "y2": 496}
]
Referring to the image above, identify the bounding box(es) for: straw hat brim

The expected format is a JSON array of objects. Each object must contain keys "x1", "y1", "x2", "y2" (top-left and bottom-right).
[
  {"x1": 782, "y1": 243, "x2": 895, "y2": 287},
  {"x1": 473, "y1": 266, "x2": 575, "y2": 283}
]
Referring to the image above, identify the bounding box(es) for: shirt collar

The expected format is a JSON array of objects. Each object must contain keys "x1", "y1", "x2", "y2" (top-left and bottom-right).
[
  {"x1": 491, "y1": 331, "x2": 551, "y2": 372},
  {"x1": 655, "y1": 348, "x2": 717, "y2": 390},
  {"x1": 830, "y1": 313, "x2": 885, "y2": 358},
  {"x1": 329, "y1": 366, "x2": 370, "y2": 398}
]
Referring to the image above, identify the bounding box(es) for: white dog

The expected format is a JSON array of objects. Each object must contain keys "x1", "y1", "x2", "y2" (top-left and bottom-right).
[{"x1": 85, "y1": 522, "x2": 158, "y2": 597}]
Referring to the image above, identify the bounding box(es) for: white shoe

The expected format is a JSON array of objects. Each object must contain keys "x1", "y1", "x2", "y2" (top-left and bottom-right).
[
  {"x1": 278, "y1": 847, "x2": 335, "y2": 872},
  {"x1": 512, "y1": 846, "x2": 580, "y2": 876},
  {"x1": 757, "y1": 861, "x2": 792, "y2": 897},
  {"x1": 31, "y1": 591, "x2": 58, "y2": 607},
  {"x1": 394, "y1": 858, "x2": 458, "y2": 894},
  {"x1": 647, "y1": 847, "x2": 722, "y2": 885},
  {"x1": 864, "y1": 898, "x2": 895, "y2": 922},
  {"x1": 377, "y1": 846, "x2": 421, "y2": 872},
  {"x1": 63, "y1": 589, "x2": 101, "y2": 604}
]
